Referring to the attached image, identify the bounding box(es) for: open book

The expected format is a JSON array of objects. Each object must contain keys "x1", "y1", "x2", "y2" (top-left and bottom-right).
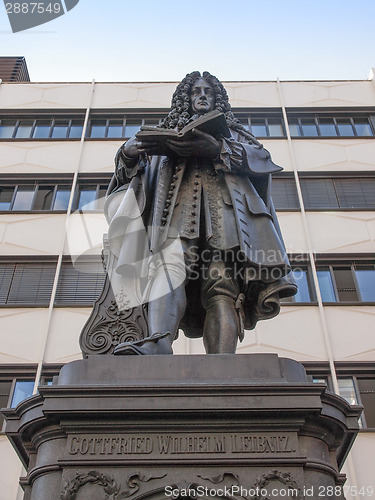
[{"x1": 136, "y1": 110, "x2": 231, "y2": 143}]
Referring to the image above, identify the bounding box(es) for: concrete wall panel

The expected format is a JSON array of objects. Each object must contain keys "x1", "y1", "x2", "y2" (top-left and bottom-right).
[
  {"x1": 277, "y1": 212, "x2": 309, "y2": 253},
  {"x1": 226, "y1": 82, "x2": 280, "y2": 108},
  {"x1": 281, "y1": 81, "x2": 375, "y2": 108},
  {"x1": 0, "y1": 309, "x2": 47, "y2": 363},
  {"x1": 44, "y1": 308, "x2": 90, "y2": 363},
  {"x1": 292, "y1": 140, "x2": 375, "y2": 172},
  {"x1": 307, "y1": 212, "x2": 375, "y2": 253},
  {"x1": 79, "y1": 141, "x2": 121, "y2": 173},
  {"x1": 0, "y1": 437, "x2": 24, "y2": 500},
  {"x1": 0, "y1": 214, "x2": 66, "y2": 255},
  {"x1": 342, "y1": 434, "x2": 375, "y2": 492},
  {"x1": 0, "y1": 83, "x2": 91, "y2": 109},
  {"x1": 238, "y1": 306, "x2": 327, "y2": 361},
  {"x1": 92, "y1": 83, "x2": 175, "y2": 109},
  {"x1": 263, "y1": 139, "x2": 293, "y2": 170},
  {"x1": 0, "y1": 142, "x2": 81, "y2": 174},
  {"x1": 326, "y1": 306, "x2": 375, "y2": 361},
  {"x1": 64, "y1": 213, "x2": 106, "y2": 256}
]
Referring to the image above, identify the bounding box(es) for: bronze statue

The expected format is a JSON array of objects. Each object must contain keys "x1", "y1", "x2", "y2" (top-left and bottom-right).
[{"x1": 105, "y1": 71, "x2": 297, "y2": 355}]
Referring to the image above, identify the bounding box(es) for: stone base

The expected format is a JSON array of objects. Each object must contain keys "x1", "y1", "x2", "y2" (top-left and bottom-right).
[{"x1": 3, "y1": 354, "x2": 361, "y2": 500}]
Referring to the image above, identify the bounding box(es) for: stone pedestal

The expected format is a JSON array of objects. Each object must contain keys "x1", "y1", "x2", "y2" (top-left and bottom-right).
[{"x1": 3, "y1": 354, "x2": 361, "y2": 500}]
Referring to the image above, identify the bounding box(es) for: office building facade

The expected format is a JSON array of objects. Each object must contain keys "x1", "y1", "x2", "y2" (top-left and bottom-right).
[{"x1": 0, "y1": 70, "x2": 374, "y2": 499}]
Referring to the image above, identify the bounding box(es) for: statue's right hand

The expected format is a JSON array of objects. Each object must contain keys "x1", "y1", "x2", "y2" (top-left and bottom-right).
[
  {"x1": 123, "y1": 136, "x2": 160, "y2": 158},
  {"x1": 122, "y1": 136, "x2": 141, "y2": 159}
]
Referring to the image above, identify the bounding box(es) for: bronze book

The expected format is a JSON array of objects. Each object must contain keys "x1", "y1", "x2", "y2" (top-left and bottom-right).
[{"x1": 136, "y1": 110, "x2": 231, "y2": 143}]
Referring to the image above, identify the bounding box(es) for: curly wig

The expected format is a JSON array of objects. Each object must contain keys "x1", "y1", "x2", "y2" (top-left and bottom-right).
[{"x1": 160, "y1": 71, "x2": 259, "y2": 144}]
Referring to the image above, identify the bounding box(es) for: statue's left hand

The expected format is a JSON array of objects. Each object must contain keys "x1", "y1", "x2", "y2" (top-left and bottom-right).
[{"x1": 166, "y1": 129, "x2": 220, "y2": 159}]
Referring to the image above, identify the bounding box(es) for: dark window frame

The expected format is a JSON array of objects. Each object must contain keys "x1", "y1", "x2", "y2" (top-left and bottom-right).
[
  {"x1": 233, "y1": 110, "x2": 286, "y2": 139},
  {"x1": 54, "y1": 256, "x2": 106, "y2": 307},
  {"x1": 298, "y1": 172, "x2": 375, "y2": 211},
  {"x1": 86, "y1": 114, "x2": 164, "y2": 139},
  {"x1": 0, "y1": 256, "x2": 106, "y2": 308},
  {"x1": 0, "y1": 176, "x2": 73, "y2": 213},
  {"x1": 0, "y1": 114, "x2": 85, "y2": 141},
  {"x1": 304, "y1": 362, "x2": 375, "y2": 430},
  {"x1": 287, "y1": 110, "x2": 375, "y2": 138},
  {"x1": 271, "y1": 173, "x2": 300, "y2": 211},
  {"x1": 281, "y1": 255, "x2": 375, "y2": 306},
  {"x1": 72, "y1": 174, "x2": 112, "y2": 212},
  {"x1": 0, "y1": 365, "x2": 36, "y2": 431},
  {"x1": 0, "y1": 364, "x2": 62, "y2": 432},
  {"x1": 315, "y1": 257, "x2": 375, "y2": 304},
  {"x1": 280, "y1": 256, "x2": 317, "y2": 305}
]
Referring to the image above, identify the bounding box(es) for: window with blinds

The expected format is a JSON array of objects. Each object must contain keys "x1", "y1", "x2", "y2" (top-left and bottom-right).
[
  {"x1": 0, "y1": 262, "x2": 56, "y2": 305},
  {"x1": 0, "y1": 260, "x2": 105, "y2": 306},
  {"x1": 54, "y1": 260, "x2": 106, "y2": 306},
  {"x1": 300, "y1": 177, "x2": 375, "y2": 209},
  {"x1": 271, "y1": 177, "x2": 300, "y2": 209}
]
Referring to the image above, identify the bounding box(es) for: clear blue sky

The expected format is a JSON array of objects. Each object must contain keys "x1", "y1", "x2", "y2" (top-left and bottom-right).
[{"x1": 1, "y1": 0, "x2": 374, "y2": 82}]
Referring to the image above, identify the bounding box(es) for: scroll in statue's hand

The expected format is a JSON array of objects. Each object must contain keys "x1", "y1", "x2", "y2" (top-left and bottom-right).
[{"x1": 166, "y1": 129, "x2": 220, "y2": 159}]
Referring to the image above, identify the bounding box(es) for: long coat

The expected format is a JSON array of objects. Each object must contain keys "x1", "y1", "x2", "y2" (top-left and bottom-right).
[{"x1": 105, "y1": 129, "x2": 297, "y2": 337}]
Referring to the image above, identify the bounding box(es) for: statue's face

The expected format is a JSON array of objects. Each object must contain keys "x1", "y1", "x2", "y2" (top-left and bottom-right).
[{"x1": 189, "y1": 78, "x2": 215, "y2": 115}]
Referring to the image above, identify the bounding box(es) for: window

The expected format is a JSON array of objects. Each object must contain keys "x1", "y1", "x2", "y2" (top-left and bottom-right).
[
  {"x1": 281, "y1": 259, "x2": 375, "y2": 305},
  {"x1": 0, "y1": 116, "x2": 84, "y2": 139},
  {"x1": 0, "y1": 262, "x2": 56, "y2": 306},
  {"x1": 0, "y1": 181, "x2": 72, "y2": 211},
  {"x1": 357, "y1": 377, "x2": 375, "y2": 428},
  {"x1": 0, "y1": 368, "x2": 36, "y2": 429},
  {"x1": 316, "y1": 263, "x2": 375, "y2": 303},
  {"x1": 15, "y1": 120, "x2": 33, "y2": 138},
  {"x1": 55, "y1": 260, "x2": 106, "y2": 306},
  {"x1": 125, "y1": 118, "x2": 142, "y2": 138},
  {"x1": 288, "y1": 114, "x2": 374, "y2": 138},
  {"x1": 280, "y1": 266, "x2": 315, "y2": 303},
  {"x1": 0, "y1": 366, "x2": 62, "y2": 429},
  {"x1": 0, "y1": 381, "x2": 12, "y2": 428},
  {"x1": 305, "y1": 364, "x2": 375, "y2": 429},
  {"x1": 271, "y1": 177, "x2": 300, "y2": 209},
  {"x1": 74, "y1": 179, "x2": 110, "y2": 211},
  {"x1": 0, "y1": 259, "x2": 106, "y2": 307},
  {"x1": 0, "y1": 119, "x2": 17, "y2": 138},
  {"x1": 51, "y1": 120, "x2": 70, "y2": 138},
  {"x1": 86, "y1": 115, "x2": 162, "y2": 139},
  {"x1": 235, "y1": 114, "x2": 285, "y2": 138},
  {"x1": 300, "y1": 177, "x2": 375, "y2": 210},
  {"x1": 11, "y1": 380, "x2": 34, "y2": 407},
  {"x1": 338, "y1": 376, "x2": 375, "y2": 429},
  {"x1": 89, "y1": 119, "x2": 107, "y2": 138}
]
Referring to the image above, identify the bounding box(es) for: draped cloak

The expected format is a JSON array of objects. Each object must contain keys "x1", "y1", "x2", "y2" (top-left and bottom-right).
[{"x1": 105, "y1": 128, "x2": 297, "y2": 338}]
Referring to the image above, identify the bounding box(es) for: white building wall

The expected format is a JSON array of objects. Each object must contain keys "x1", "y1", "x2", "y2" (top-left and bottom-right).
[{"x1": 0, "y1": 76, "x2": 374, "y2": 498}]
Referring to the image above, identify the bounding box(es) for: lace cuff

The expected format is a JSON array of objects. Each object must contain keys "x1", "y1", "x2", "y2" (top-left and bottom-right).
[
  {"x1": 216, "y1": 137, "x2": 244, "y2": 172},
  {"x1": 115, "y1": 146, "x2": 147, "y2": 183}
]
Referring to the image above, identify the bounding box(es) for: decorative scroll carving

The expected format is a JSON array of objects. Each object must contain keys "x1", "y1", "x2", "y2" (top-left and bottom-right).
[
  {"x1": 118, "y1": 472, "x2": 167, "y2": 498},
  {"x1": 79, "y1": 236, "x2": 148, "y2": 357},
  {"x1": 61, "y1": 471, "x2": 167, "y2": 500},
  {"x1": 61, "y1": 471, "x2": 120, "y2": 500},
  {"x1": 197, "y1": 472, "x2": 239, "y2": 485},
  {"x1": 80, "y1": 298, "x2": 148, "y2": 356},
  {"x1": 252, "y1": 470, "x2": 301, "y2": 500}
]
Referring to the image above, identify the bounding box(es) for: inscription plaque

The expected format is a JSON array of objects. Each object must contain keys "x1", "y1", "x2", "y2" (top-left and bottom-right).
[{"x1": 65, "y1": 432, "x2": 298, "y2": 461}]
